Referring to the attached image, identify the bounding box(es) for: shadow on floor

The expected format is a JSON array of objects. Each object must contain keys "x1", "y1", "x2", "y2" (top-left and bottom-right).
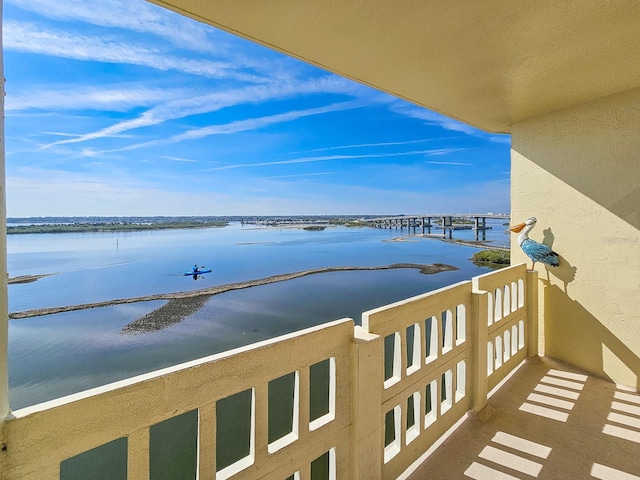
[{"x1": 406, "y1": 356, "x2": 640, "y2": 479}]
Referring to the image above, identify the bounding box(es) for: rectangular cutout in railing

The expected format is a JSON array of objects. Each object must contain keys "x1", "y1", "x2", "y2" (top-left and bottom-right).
[
  {"x1": 503, "y1": 285, "x2": 511, "y2": 315},
  {"x1": 487, "y1": 341, "x2": 494, "y2": 375},
  {"x1": 311, "y1": 448, "x2": 336, "y2": 480},
  {"x1": 456, "y1": 360, "x2": 467, "y2": 403},
  {"x1": 456, "y1": 303, "x2": 467, "y2": 346},
  {"x1": 268, "y1": 371, "x2": 299, "y2": 453},
  {"x1": 406, "y1": 323, "x2": 421, "y2": 375},
  {"x1": 425, "y1": 316, "x2": 438, "y2": 364},
  {"x1": 494, "y1": 337, "x2": 503, "y2": 369},
  {"x1": 425, "y1": 380, "x2": 437, "y2": 428},
  {"x1": 494, "y1": 288, "x2": 503, "y2": 321},
  {"x1": 384, "y1": 405, "x2": 401, "y2": 463},
  {"x1": 309, "y1": 357, "x2": 336, "y2": 431},
  {"x1": 60, "y1": 437, "x2": 127, "y2": 480},
  {"x1": 150, "y1": 409, "x2": 198, "y2": 480},
  {"x1": 384, "y1": 333, "x2": 401, "y2": 388},
  {"x1": 511, "y1": 325, "x2": 519, "y2": 355},
  {"x1": 441, "y1": 370, "x2": 453, "y2": 414},
  {"x1": 216, "y1": 388, "x2": 255, "y2": 480},
  {"x1": 406, "y1": 391, "x2": 421, "y2": 445},
  {"x1": 518, "y1": 278, "x2": 525, "y2": 308},
  {"x1": 519, "y1": 320, "x2": 525, "y2": 349},
  {"x1": 487, "y1": 291, "x2": 494, "y2": 326},
  {"x1": 441, "y1": 310, "x2": 453, "y2": 355},
  {"x1": 504, "y1": 330, "x2": 511, "y2": 362}
]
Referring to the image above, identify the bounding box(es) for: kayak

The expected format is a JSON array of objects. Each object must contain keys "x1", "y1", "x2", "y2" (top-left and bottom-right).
[{"x1": 183, "y1": 269, "x2": 212, "y2": 276}]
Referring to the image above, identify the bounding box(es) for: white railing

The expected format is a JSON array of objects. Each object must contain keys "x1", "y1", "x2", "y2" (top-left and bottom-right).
[
  {"x1": 358, "y1": 264, "x2": 536, "y2": 479},
  {"x1": 361, "y1": 280, "x2": 473, "y2": 480},
  {"x1": 0, "y1": 265, "x2": 537, "y2": 480},
  {"x1": 473, "y1": 264, "x2": 533, "y2": 393}
]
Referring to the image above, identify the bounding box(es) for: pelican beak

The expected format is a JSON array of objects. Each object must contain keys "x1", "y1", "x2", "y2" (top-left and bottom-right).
[{"x1": 510, "y1": 222, "x2": 526, "y2": 233}]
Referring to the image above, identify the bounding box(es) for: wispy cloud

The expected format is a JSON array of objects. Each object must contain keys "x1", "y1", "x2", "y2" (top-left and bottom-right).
[
  {"x1": 390, "y1": 100, "x2": 512, "y2": 143},
  {"x1": 210, "y1": 148, "x2": 462, "y2": 171},
  {"x1": 7, "y1": 84, "x2": 192, "y2": 112},
  {"x1": 4, "y1": 21, "x2": 262, "y2": 82},
  {"x1": 7, "y1": 0, "x2": 220, "y2": 53},
  {"x1": 390, "y1": 101, "x2": 511, "y2": 143},
  {"x1": 161, "y1": 155, "x2": 204, "y2": 164},
  {"x1": 488, "y1": 135, "x2": 511, "y2": 144},
  {"x1": 173, "y1": 100, "x2": 367, "y2": 143},
  {"x1": 388, "y1": 100, "x2": 481, "y2": 135},
  {"x1": 426, "y1": 161, "x2": 473, "y2": 166},
  {"x1": 9, "y1": 0, "x2": 313, "y2": 84},
  {"x1": 290, "y1": 138, "x2": 444, "y2": 154},
  {"x1": 39, "y1": 77, "x2": 359, "y2": 149},
  {"x1": 42, "y1": 131, "x2": 135, "y2": 140},
  {"x1": 266, "y1": 172, "x2": 338, "y2": 179},
  {"x1": 100, "y1": 100, "x2": 368, "y2": 154}
]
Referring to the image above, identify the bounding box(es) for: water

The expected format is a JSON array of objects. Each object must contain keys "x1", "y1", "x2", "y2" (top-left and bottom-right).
[{"x1": 8, "y1": 221, "x2": 510, "y2": 409}]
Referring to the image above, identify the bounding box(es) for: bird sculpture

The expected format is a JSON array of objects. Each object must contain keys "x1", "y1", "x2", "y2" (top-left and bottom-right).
[{"x1": 510, "y1": 217, "x2": 559, "y2": 270}]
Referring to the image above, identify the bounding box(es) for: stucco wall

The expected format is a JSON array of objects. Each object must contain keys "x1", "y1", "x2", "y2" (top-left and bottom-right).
[{"x1": 511, "y1": 86, "x2": 640, "y2": 389}]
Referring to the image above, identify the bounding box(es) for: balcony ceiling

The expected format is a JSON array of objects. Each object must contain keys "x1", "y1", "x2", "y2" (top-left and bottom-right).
[{"x1": 148, "y1": 0, "x2": 640, "y2": 133}]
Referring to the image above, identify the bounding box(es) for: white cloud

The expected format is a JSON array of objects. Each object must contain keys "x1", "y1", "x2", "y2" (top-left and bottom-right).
[
  {"x1": 210, "y1": 148, "x2": 463, "y2": 171},
  {"x1": 265, "y1": 172, "x2": 338, "y2": 179},
  {"x1": 290, "y1": 138, "x2": 445, "y2": 154},
  {"x1": 4, "y1": 21, "x2": 260, "y2": 82},
  {"x1": 39, "y1": 77, "x2": 359, "y2": 149},
  {"x1": 174, "y1": 100, "x2": 366, "y2": 142},
  {"x1": 386, "y1": 100, "x2": 508, "y2": 144},
  {"x1": 94, "y1": 100, "x2": 368, "y2": 154},
  {"x1": 7, "y1": 0, "x2": 219, "y2": 53},
  {"x1": 7, "y1": 84, "x2": 190, "y2": 112},
  {"x1": 160, "y1": 156, "x2": 204, "y2": 164},
  {"x1": 426, "y1": 161, "x2": 473, "y2": 166}
]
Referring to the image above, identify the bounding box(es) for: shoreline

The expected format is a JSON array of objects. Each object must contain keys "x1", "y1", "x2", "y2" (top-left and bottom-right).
[
  {"x1": 385, "y1": 233, "x2": 510, "y2": 251},
  {"x1": 8, "y1": 273, "x2": 58, "y2": 284},
  {"x1": 9, "y1": 263, "x2": 458, "y2": 320}
]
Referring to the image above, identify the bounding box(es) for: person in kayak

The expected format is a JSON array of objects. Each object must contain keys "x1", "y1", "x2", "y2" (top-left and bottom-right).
[{"x1": 192, "y1": 264, "x2": 199, "y2": 273}]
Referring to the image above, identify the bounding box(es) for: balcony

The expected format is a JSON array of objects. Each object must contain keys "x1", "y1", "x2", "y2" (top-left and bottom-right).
[
  {"x1": 407, "y1": 355, "x2": 640, "y2": 480},
  {"x1": 5, "y1": 263, "x2": 614, "y2": 479}
]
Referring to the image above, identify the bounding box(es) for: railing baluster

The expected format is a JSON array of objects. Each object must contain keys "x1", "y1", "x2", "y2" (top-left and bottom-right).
[
  {"x1": 351, "y1": 327, "x2": 383, "y2": 480},
  {"x1": 471, "y1": 290, "x2": 489, "y2": 412},
  {"x1": 526, "y1": 270, "x2": 539, "y2": 357},
  {"x1": 127, "y1": 428, "x2": 149, "y2": 480},
  {"x1": 198, "y1": 403, "x2": 217, "y2": 480}
]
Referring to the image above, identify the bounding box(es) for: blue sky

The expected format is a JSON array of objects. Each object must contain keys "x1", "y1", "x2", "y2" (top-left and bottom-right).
[{"x1": 3, "y1": 0, "x2": 511, "y2": 217}]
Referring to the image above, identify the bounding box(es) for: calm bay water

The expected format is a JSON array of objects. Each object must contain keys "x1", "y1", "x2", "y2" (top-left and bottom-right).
[{"x1": 8, "y1": 221, "x2": 509, "y2": 409}]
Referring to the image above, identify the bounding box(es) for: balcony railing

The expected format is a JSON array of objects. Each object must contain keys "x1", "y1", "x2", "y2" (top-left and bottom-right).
[{"x1": 0, "y1": 264, "x2": 537, "y2": 480}]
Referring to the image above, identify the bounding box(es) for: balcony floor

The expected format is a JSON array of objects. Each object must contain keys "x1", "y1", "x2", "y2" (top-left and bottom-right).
[{"x1": 406, "y1": 356, "x2": 640, "y2": 479}]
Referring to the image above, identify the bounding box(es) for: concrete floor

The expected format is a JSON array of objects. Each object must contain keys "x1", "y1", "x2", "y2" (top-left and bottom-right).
[{"x1": 406, "y1": 356, "x2": 640, "y2": 479}]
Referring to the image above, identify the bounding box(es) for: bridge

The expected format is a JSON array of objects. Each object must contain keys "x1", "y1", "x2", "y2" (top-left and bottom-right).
[{"x1": 362, "y1": 213, "x2": 510, "y2": 240}]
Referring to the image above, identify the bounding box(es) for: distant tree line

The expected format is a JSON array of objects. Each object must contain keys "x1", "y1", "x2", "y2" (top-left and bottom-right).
[{"x1": 7, "y1": 221, "x2": 228, "y2": 234}]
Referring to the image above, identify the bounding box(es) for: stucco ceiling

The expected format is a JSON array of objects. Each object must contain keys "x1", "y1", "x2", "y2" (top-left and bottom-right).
[{"x1": 147, "y1": 0, "x2": 640, "y2": 133}]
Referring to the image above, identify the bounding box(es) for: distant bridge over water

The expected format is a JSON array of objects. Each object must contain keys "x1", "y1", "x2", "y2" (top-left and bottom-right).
[{"x1": 363, "y1": 213, "x2": 510, "y2": 240}]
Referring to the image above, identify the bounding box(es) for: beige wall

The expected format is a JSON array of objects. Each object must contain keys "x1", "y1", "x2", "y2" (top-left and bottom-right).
[{"x1": 511, "y1": 86, "x2": 640, "y2": 388}]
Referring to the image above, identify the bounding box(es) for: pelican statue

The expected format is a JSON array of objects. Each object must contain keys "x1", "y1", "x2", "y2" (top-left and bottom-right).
[{"x1": 510, "y1": 217, "x2": 559, "y2": 270}]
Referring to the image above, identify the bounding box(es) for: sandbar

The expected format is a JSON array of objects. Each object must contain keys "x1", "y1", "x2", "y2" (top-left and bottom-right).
[
  {"x1": 8, "y1": 273, "x2": 58, "y2": 284},
  {"x1": 9, "y1": 263, "x2": 457, "y2": 321}
]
